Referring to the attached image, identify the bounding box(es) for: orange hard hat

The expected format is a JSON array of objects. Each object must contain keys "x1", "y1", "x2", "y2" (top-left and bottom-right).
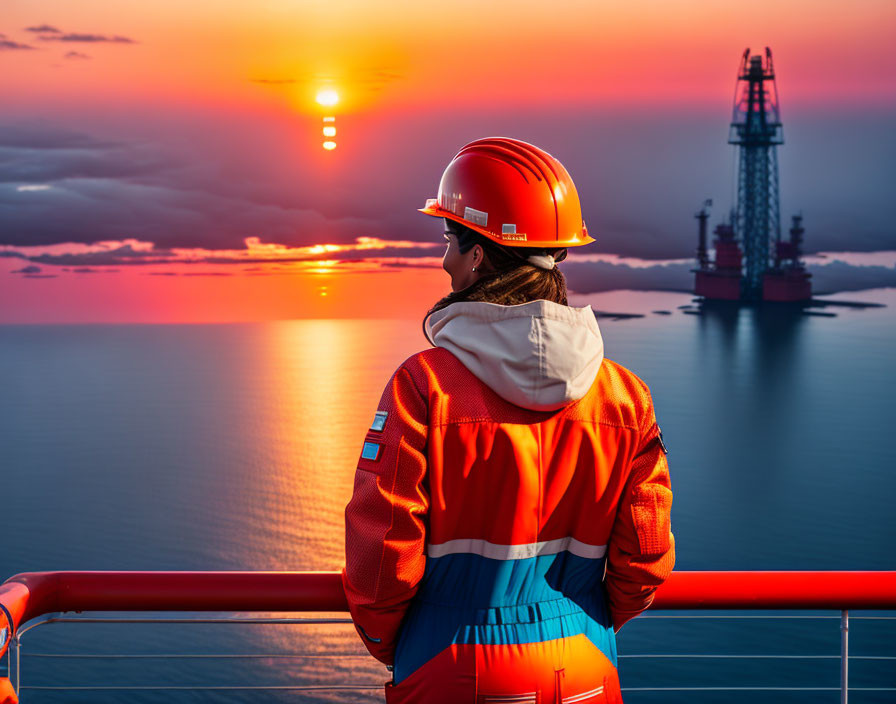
[{"x1": 419, "y1": 137, "x2": 594, "y2": 248}]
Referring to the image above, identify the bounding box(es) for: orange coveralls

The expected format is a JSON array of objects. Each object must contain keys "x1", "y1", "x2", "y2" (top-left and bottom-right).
[{"x1": 343, "y1": 346, "x2": 674, "y2": 703}]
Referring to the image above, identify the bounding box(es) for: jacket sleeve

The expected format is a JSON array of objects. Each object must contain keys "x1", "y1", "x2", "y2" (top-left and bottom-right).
[
  {"x1": 342, "y1": 364, "x2": 429, "y2": 665},
  {"x1": 605, "y1": 393, "x2": 675, "y2": 632}
]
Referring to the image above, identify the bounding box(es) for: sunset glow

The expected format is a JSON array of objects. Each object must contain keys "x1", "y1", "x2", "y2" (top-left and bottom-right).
[{"x1": 1, "y1": 0, "x2": 894, "y2": 323}]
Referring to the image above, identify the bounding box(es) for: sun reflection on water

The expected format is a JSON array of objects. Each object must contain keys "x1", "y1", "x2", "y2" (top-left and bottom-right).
[
  {"x1": 217, "y1": 319, "x2": 424, "y2": 567},
  {"x1": 212, "y1": 320, "x2": 423, "y2": 687}
]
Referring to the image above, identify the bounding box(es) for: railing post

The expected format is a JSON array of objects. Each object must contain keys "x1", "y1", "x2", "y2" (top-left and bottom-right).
[
  {"x1": 840, "y1": 609, "x2": 848, "y2": 704},
  {"x1": 11, "y1": 634, "x2": 20, "y2": 699}
]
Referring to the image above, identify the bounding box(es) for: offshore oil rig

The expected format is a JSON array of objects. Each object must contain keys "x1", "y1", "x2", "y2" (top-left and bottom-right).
[{"x1": 694, "y1": 48, "x2": 812, "y2": 302}]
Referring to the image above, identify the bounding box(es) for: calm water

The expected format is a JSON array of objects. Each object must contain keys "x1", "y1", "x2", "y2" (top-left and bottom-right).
[{"x1": 2, "y1": 289, "x2": 895, "y2": 702}]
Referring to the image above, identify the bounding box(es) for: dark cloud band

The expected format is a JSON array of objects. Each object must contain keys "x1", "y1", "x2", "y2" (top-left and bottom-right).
[
  {"x1": 38, "y1": 33, "x2": 136, "y2": 44},
  {"x1": 0, "y1": 38, "x2": 36, "y2": 51}
]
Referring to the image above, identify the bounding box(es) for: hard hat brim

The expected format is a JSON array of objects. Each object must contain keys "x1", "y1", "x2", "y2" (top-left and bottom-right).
[{"x1": 419, "y1": 203, "x2": 595, "y2": 249}]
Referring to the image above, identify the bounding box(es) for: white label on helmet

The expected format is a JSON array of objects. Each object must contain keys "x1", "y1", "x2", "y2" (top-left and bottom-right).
[
  {"x1": 464, "y1": 207, "x2": 488, "y2": 227},
  {"x1": 502, "y1": 224, "x2": 517, "y2": 235},
  {"x1": 440, "y1": 193, "x2": 463, "y2": 216}
]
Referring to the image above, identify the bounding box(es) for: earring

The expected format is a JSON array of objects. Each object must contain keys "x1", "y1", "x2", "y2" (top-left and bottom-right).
[{"x1": 472, "y1": 266, "x2": 477, "y2": 272}]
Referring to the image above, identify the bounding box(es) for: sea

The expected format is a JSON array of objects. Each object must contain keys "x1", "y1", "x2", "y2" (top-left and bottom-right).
[{"x1": 2, "y1": 288, "x2": 895, "y2": 703}]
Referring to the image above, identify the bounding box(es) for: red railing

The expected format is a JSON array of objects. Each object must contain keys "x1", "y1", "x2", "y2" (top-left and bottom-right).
[
  {"x1": 1, "y1": 571, "x2": 895, "y2": 700},
  {"x1": 3, "y1": 570, "x2": 896, "y2": 643},
  {"x1": 0, "y1": 571, "x2": 347, "y2": 647}
]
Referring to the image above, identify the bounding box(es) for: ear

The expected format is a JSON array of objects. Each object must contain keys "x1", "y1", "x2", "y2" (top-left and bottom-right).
[{"x1": 471, "y1": 244, "x2": 484, "y2": 266}]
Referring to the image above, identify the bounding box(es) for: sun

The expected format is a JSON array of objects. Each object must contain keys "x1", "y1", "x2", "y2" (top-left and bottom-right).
[{"x1": 316, "y1": 89, "x2": 339, "y2": 107}]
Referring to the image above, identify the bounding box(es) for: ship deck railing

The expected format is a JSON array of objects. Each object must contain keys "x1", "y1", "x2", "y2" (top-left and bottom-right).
[{"x1": 1, "y1": 570, "x2": 895, "y2": 702}]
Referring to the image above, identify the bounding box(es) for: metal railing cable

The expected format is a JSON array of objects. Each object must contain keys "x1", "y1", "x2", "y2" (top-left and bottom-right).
[{"x1": 8, "y1": 611, "x2": 896, "y2": 698}]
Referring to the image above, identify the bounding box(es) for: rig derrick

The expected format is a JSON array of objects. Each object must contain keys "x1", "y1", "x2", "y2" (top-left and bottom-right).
[{"x1": 694, "y1": 48, "x2": 811, "y2": 302}]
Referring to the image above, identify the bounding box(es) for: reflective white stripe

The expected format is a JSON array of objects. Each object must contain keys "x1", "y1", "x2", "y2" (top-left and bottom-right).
[
  {"x1": 426, "y1": 537, "x2": 606, "y2": 561},
  {"x1": 563, "y1": 685, "x2": 605, "y2": 703}
]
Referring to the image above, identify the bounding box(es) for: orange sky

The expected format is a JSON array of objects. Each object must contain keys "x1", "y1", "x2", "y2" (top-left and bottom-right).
[
  {"x1": 5, "y1": 0, "x2": 895, "y2": 112},
  {"x1": 1, "y1": 258, "x2": 450, "y2": 323}
]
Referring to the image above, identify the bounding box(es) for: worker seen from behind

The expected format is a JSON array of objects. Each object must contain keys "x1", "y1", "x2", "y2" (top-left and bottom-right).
[{"x1": 343, "y1": 137, "x2": 675, "y2": 703}]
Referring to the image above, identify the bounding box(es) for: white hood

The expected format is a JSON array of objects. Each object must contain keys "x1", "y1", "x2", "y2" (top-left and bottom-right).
[{"x1": 424, "y1": 300, "x2": 604, "y2": 412}]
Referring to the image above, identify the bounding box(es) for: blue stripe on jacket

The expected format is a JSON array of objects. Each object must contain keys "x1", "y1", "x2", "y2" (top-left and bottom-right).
[{"x1": 393, "y1": 551, "x2": 616, "y2": 683}]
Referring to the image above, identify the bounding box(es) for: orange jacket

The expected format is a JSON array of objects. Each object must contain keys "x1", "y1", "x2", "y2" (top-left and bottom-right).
[{"x1": 343, "y1": 301, "x2": 674, "y2": 668}]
